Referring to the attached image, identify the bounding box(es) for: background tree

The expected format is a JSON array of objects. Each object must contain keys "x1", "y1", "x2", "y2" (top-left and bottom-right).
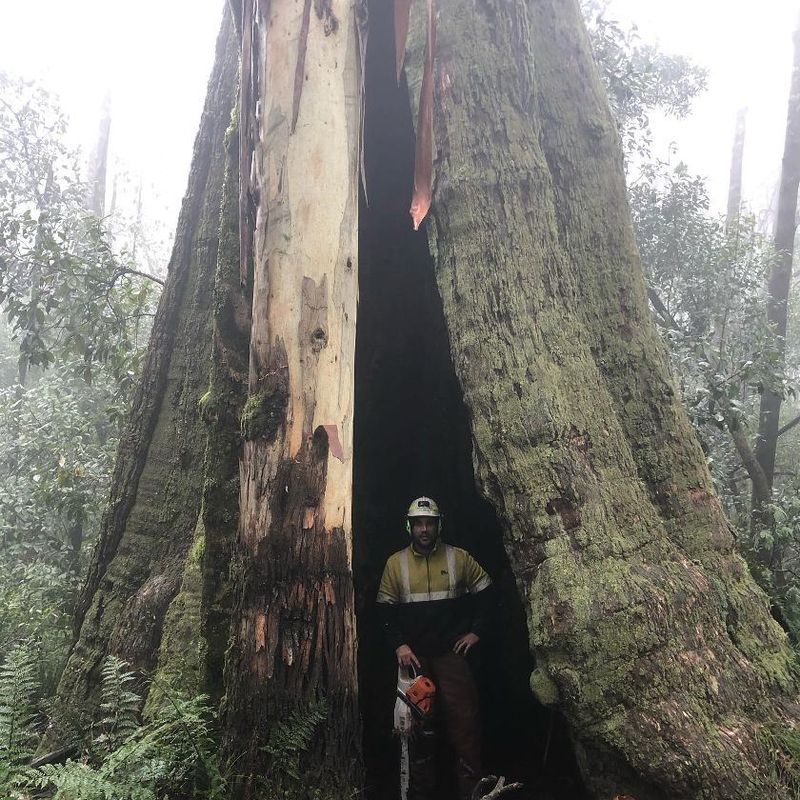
[
  {"x1": 753, "y1": 20, "x2": 800, "y2": 531},
  {"x1": 581, "y1": 0, "x2": 707, "y2": 161},
  {"x1": 0, "y1": 72, "x2": 161, "y2": 689}
]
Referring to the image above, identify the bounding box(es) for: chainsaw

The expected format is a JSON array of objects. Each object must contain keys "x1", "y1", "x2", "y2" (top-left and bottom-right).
[{"x1": 394, "y1": 666, "x2": 436, "y2": 800}]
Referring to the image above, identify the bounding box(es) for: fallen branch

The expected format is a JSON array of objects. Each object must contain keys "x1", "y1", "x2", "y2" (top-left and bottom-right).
[
  {"x1": 29, "y1": 743, "x2": 80, "y2": 768},
  {"x1": 472, "y1": 775, "x2": 524, "y2": 800},
  {"x1": 647, "y1": 287, "x2": 681, "y2": 331},
  {"x1": 777, "y1": 412, "x2": 800, "y2": 438}
]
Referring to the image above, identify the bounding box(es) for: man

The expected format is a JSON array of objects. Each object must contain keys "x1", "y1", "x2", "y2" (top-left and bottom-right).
[{"x1": 376, "y1": 496, "x2": 493, "y2": 800}]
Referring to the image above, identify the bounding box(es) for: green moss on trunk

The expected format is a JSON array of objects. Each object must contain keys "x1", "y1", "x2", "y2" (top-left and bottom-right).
[
  {"x1": 405, "y1": 0, "x2": 800, "y2": 797},
  {"x1": 55, "y1": 9, "x2": 239, "y2": 719}
]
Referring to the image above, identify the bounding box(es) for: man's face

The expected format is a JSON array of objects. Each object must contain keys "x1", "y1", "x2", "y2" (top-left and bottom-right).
[{"x1": 410, "y1": 516, "x2": 439, "y2": 552}]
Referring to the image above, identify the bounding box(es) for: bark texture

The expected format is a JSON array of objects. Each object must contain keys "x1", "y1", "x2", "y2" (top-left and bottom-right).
[
  {"x1": 56, "y1": 11, "x2": 238, "y2": 713},
  {"x1": 221, "y1": 1, "x2": 363, "y2": 795},
  {"x1": 403, "y1": 1, "x2": 800, "y2": 797}
]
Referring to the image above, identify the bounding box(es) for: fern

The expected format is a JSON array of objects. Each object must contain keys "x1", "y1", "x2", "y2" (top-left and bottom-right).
[
  {"x1": 36, "y1": 760, "x2": 153, "y2": 800},
  {"x1": 759, "y1": 723, "x2": 800, "y2": 794},
  {"x1": 263, "y1": 697, "x2": 328, "y2": 782},
  {"x1": 95, "y1": 655, "x2": 141, "y2": 753},
  {"x1": 0, "y1": 642, "x2": 40, "y2": 792},
  {"x1": 35, "y1": 670, "x2": 226, "y2": 800}
]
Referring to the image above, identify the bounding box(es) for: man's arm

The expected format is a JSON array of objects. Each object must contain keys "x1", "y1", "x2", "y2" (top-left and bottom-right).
[
  {"x1": 454, "y1": 551, "x2": 493, "y2": 654},
  {"x1": 376, "y1": 556, "x2": 419, "y2": 667}
]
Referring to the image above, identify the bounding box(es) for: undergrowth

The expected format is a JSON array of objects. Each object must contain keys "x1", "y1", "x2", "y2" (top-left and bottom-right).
[{"x1": 0, "y1": 648, "x2": 226, "y2": 799}]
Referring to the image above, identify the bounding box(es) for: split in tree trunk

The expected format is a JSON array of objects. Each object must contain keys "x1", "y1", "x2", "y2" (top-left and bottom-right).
[{"x1": 55, "y1": 2, "x2": 800, "y2": 799}]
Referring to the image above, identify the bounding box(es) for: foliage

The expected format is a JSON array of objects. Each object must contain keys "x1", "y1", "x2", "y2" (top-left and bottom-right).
[
  {"x1": 581, "y1": 0, "x2": 707, "y2": 159},
  {"x1": 262, "y1": 698, "x2": 328, "y2": 784},
  {"x1": 0, "y1": 72, "x2": 160, "y2": 678},
  {"x1": 749, "y1": 488, "x2": 800, "y2": 640},
  {"x1": 0, "y1": 361, "x2": 118, "y2": 555},
  {"x1": 0, "y1": 643, "x2": 39, "y2": 795},
  {"x1": 95, "y1": 656, "x2": 142, "y2": 753},
  {"x1": 0, "y1": 355, "x2": 119, "y2": 683},
  {"x1": 631, "y1": 160, "x2": 780, "y2": 450},
  {"x1": 0, "y1": 563, "x2": 75, "y2": 694},
  {"x1": 0, "y1": 71, "x2": 158, "y2": 388},
  {"x1": 0, "y1": 654, "x2": 229, "y2": 800},
  {"x1": 758, "y1": 722, "x2": 800, "y2": 794},
  {"x1": 36, "y1": 694, "x2": 225, "y2": 800}
]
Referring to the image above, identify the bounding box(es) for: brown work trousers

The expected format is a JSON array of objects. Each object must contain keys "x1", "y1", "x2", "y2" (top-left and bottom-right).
[{"x1": 410, "y1": 652, "x2": 482, "y2": 800}]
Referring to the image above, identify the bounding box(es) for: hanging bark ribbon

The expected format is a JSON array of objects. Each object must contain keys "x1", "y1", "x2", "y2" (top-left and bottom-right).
[{"x1": 409, "y1": 0, "x2": 435, "y2": 231}]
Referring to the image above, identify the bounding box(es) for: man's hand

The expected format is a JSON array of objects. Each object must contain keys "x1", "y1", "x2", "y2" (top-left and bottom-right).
[
  {"x1": 396, "y1": 644, "x2": 421, "y2": 670},
  {"x1": 453, "y1": 632, "x2": 479, "y2": 656}
]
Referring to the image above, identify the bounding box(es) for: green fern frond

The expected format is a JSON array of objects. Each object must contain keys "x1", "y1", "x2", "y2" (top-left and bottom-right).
[
  {"x1": 95, "y1": 655, "x2": 141, "y2": 752},
  {"x1": 263, "y1": 697, "x2": 328, "y2": 782},
  {"x1": 36, "y1": 759, "x2": 156, "y2": 800},
  {"x1": 35, "y1": 686, "x2": 225, "y2": 800},
  {"x1": 759, "y1": 723, "x2": 800, "y2": 794},
  {"x1": 0, "y1": 642, "x2": 40, "y2": 783}
]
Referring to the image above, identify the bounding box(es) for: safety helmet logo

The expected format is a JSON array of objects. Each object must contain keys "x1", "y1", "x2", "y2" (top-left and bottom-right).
[{"x1": 406, "y1": 496, "x2": 440, "y2": 518}]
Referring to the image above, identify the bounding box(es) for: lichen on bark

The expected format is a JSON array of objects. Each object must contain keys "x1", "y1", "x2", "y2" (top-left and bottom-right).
[
  {"x1": 405, "y1": 0, "x2": 800, "y2": 797},
  {"x1": 55, "y1": 7, "x2": 239, "y2": 716}
]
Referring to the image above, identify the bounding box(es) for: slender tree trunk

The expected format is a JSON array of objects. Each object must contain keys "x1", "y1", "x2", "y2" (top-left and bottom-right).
[
  {"x1": 86, "y1": 92, "x2": 112, "y2": 218},
  {"x1": 405, "y1": 0, "x2": 798, "y2": 796},
  {"x1": 753, "y1": 20, "x2": 800, "y2": 513},
  {"x1": 726, "y1": 108, "x2": 747, "y2": 232}
]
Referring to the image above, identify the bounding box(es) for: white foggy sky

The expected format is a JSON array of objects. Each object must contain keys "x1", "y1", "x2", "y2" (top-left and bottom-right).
[
  {"x1": 610, "y1": 0, "x2": 798, "y2": 216},
  {"x1": 0, "y1": 0, "x2": 797, "y2": 230},
  {"x1": 0, "y1": 0, "x2": 222, "y2": 242}
]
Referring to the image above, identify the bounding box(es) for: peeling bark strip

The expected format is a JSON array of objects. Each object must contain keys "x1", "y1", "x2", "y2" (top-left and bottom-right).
[
  {"x1": 410, "y1": 0, "x2": 435, "y2": 230},
  {"x1": 292, "y1": 0, "x2": 313, "y2": 134},
  {"x1": 224, "y1": 0, "x2": 362, "y2": 793},
  {"x1": 356, "y1": 0, "x2": 369, "y2": 201}
]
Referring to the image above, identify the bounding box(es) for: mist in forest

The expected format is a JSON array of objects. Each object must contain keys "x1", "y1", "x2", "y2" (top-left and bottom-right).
[{"x1": 1, "y1": 1, "x2": 800, "y2": 798}]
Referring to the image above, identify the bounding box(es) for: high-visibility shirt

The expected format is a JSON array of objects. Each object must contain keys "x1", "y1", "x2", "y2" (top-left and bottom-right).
[{"x1": 376, "y1": 541, "x2": 492, "y2": 656}]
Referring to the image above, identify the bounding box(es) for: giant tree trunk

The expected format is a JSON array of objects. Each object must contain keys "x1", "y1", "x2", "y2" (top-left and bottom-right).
[
  {"x1": 57, "y1": 1, "x2": 800, "y2": 799},
  {"x1": 56, "y1": 9, "x2": 239, "y2": 718},
  {"x1": 405, "y1": 0, "x2": 798, "y2": 797},
  {"x1": 221, "y1": 0, "x2": 363, "y2": 794}
]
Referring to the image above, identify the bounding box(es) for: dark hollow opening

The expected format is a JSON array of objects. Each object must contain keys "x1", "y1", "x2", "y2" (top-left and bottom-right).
[{"x1": 352, "y1": 4, "x2": 587, "y2": 799}]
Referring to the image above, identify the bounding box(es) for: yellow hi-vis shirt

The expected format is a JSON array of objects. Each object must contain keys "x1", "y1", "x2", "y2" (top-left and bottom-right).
[{"x1": 376, "y1": 542, "x2": 492, "y2": 655}]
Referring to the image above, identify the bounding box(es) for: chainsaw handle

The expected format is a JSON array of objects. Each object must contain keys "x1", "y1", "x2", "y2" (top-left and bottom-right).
[{"x1": 399, "y1": 663, "x2": 419, "y2": 681}]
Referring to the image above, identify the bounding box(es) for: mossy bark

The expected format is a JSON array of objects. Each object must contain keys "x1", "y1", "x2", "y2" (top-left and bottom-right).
[
  {"x1": 404, "y1": 0, "x2": 800, "y2": 797},
  {"x1": 56, "y1": 9, "x2": 239, "y2": 711}
]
